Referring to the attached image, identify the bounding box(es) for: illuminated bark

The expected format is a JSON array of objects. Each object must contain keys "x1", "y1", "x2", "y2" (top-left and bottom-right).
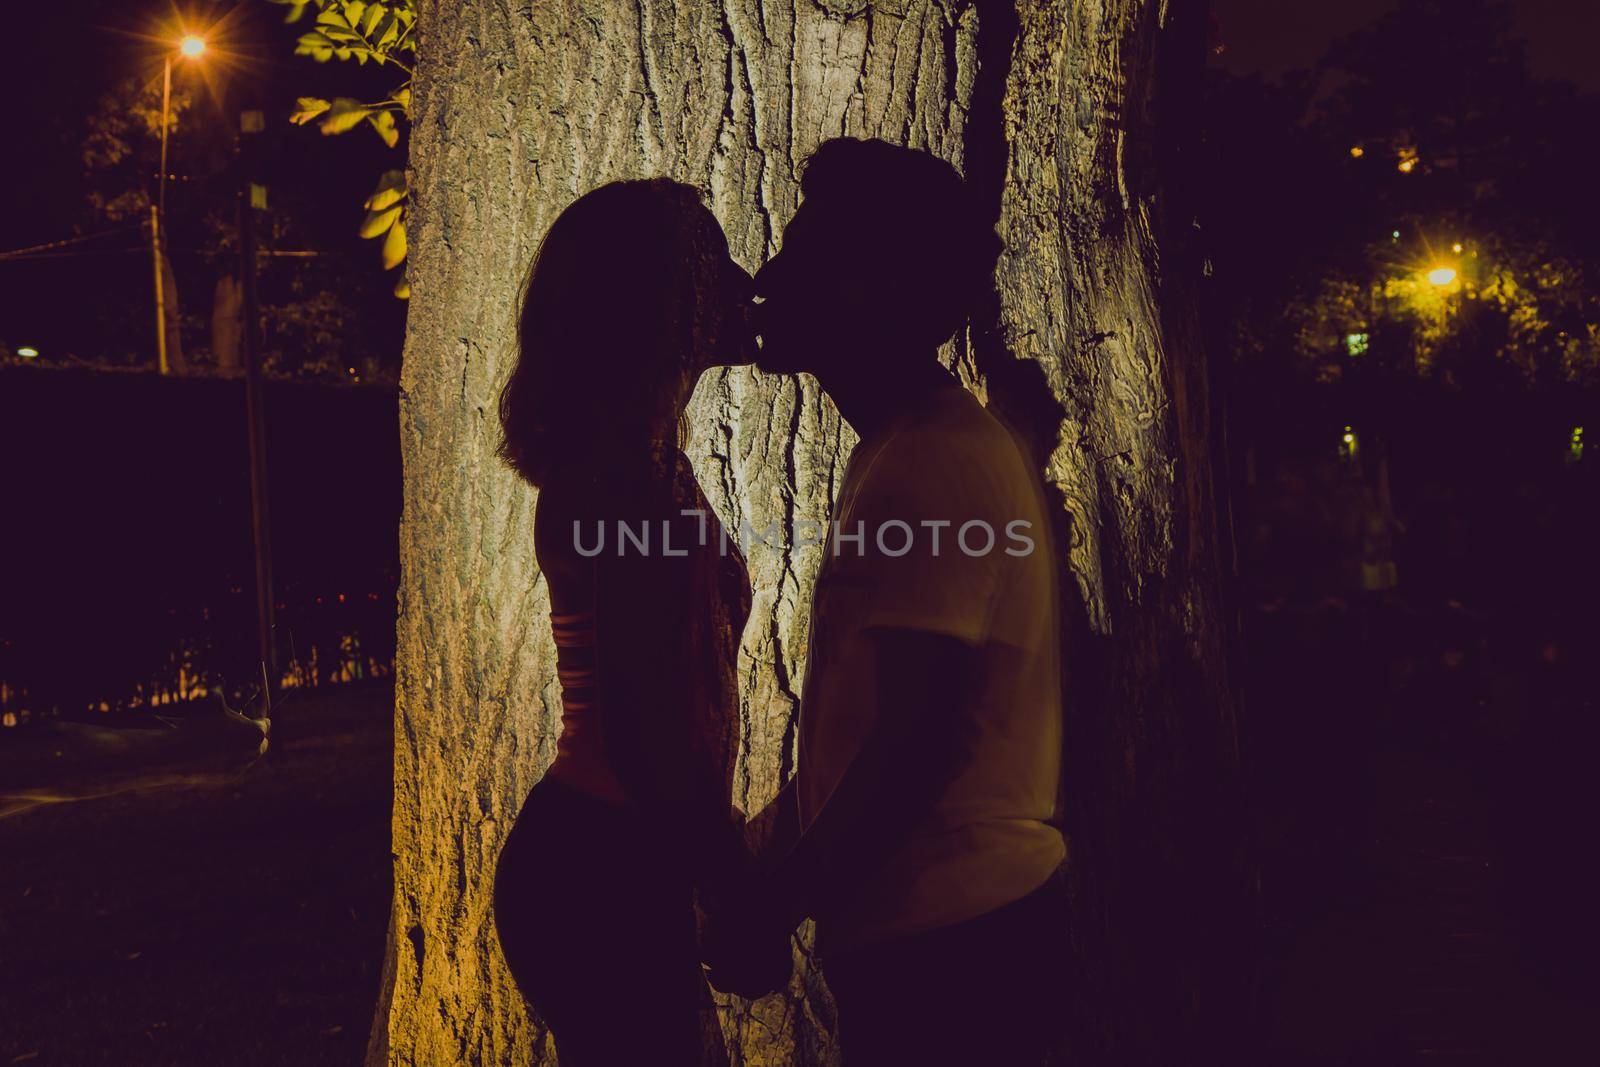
[{"x1": 373, "y1": 2, "x2": 1245, "y2": 1064}]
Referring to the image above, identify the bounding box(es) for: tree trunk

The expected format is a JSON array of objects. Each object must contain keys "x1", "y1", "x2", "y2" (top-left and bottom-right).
[{"x1": 375, "y1": 2, "x2": 1246, "y2": 1064}]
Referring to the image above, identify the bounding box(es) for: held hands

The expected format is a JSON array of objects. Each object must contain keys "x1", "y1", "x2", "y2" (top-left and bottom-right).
[{"x1": 699, "y1": 874, "x2": 796, "y2": 1000}]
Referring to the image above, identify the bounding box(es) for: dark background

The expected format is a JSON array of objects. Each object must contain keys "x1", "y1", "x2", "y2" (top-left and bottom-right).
[
  {"x1": 0, "y1": 366, "x2": 399, "y2": 714},
  {"x1": 1211, "y1": 0, "x2": 1600, "y2": 89}
]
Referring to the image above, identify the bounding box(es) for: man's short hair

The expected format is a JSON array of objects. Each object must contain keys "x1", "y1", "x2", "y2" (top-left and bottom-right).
[{"x1": 800, "y1": 138, "x2": 1002, "y2": 349}]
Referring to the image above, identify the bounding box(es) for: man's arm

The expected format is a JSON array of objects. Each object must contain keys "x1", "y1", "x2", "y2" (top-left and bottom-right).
[
  {"x1": 703, "y1": 627, "x2": 978, "y2": 995},
  {"x1": 761, "y1": 626, "x2": 981, "y2": 933}
]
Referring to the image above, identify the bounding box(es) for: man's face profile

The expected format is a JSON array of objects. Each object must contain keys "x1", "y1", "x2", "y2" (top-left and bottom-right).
[{"x1": 753, "y1": 199, "x2": 866, "y2": 376}]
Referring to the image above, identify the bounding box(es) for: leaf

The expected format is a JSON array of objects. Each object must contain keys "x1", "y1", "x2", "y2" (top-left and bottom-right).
[
  {"x1": 289, "y1": 96, "x2": 332, "y2": 125},
  {"x1": 368, "y1": 110, "x2": 399, "y2": 148},
  {"x1": 393, "y1": 271, "x2": 411, "y2": 299},
  {"x1": 363, "y1": 169, "x2": 407, "y2": 211},
  {"x1": 294, "y1": 31, "x2": 336, "y2": 61},
  {"x1": 381, "y1": 218, "x2": 407, "y2": 269},
  {"x1": 319, "y1": 98, "x2": 369, "y2": 135},
  {"x1": 393, "y1": 86, "x2": 411, "y2": 116},
  {"x1": 376, "y1": 13, "x2": 401, "y2": 49},
  {"x1": 267, "y1": 0, "x2": 318, "y2": 22},
  {"x1": 359, "y1": 205, "x2": 401, "y2": 239}
]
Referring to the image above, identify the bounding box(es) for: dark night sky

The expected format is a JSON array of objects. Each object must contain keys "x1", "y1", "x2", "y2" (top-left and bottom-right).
[{"x1": 1211, "y1": 0, "x2": 1600, "y2": 89}]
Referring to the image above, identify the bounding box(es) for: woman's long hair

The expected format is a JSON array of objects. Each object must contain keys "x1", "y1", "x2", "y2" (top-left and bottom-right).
[{"x1": 497, "y1": 179, "x2": 719, "y2": 488}]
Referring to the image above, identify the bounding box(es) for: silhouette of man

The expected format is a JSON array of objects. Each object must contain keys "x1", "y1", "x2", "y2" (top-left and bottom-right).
[{"x1": 706, "y1": 138, "x2": 1068, "y2": 1064}]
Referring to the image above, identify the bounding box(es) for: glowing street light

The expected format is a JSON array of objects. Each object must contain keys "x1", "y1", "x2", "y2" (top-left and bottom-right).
[
  {"x1": 160, "y1": 33, "x2": 208, "y2": 220},
  {"x1": 1427, "y1": 267, "x2": 1458, "y2": 287},
  {"x1": 151, "y1": 30, "x2": 208, "y2": 376},
  {"x1": 17, "y1": 346, "x2": 39, "y2": 359},
  {"x1": 1350, "y1": 145, "x2": 1365, "y2": 159},
  {"x1": 1451, "y1": 242, "x2": 1464, "y2": 254},
  {"x1": 1341, "y1": 425, "x2": 1360, "y2": 462}
]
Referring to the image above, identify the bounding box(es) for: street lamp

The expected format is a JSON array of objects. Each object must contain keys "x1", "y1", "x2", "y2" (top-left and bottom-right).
[
  {"x1": 151, "y1": 33, "x2": 207, "y2": 376},
  {"x1": 1427, "y1": 267, "x2": 1457, "y2": 287}
]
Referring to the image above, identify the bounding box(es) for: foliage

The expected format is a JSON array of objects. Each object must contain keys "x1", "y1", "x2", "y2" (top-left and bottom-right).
[
  {"x1": 270, "y1": 0, "x2": 415, "y2": 297},
  {"x1": 1207, "y1": 0, "x2": 1600, "y2": 395},
  {"x1": 69, "y1": 71, "x2": 384, "y2": 380},
  {"x1": 73, "y1": 76, "x2": 216, "y2": 369},
  {"x1": 201, "y1": 209, "x2": 379, "y2": 380},
  {"x1": 80, "y1": 76, "x2": 194, "y2": 224}
]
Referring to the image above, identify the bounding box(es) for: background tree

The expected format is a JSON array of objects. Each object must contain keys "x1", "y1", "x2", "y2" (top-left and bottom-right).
[
  {"x1": 1206, "y1": 0, "x2": 1600, "y2": 397},
  {"x1": 68, "y1": 63, "x2": 395, "y2": 381},
  {"x1": 81, "y1": 76, "x2": 197, "y2": 226},
  {"x1": 75, "y1": 75, "x2": 201, "y2": 369},
  {"x1": 376, "y1": 2, "x2": 1245, "y2": 1064}
]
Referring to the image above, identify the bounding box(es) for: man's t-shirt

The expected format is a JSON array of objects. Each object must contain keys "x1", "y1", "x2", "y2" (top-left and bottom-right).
[{"x1": 795, "y1": 384, "x2": 1065, "y2": 952}]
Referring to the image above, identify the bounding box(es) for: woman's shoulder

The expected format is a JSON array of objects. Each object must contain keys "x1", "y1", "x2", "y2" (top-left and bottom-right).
[
  {"x1": 532, "y1": 479, "x2": 592, "y2": 591},
  {"x1": 533, "y1": 465, "x2": 704, "y2": 570}
]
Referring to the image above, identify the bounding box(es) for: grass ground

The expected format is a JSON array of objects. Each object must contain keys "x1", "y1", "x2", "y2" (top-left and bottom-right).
[
  {"x1": 0, "y1": 682, "x2": 393, "y2": 1066},
  {"x1": 3, "y1": 634, "x2": 1594, "y2": 1064}
]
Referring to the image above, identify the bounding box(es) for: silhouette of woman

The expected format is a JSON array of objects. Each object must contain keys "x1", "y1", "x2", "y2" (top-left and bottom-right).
[{"x1": 491, "y1": 179, "x2": 774, "y2": 1065}]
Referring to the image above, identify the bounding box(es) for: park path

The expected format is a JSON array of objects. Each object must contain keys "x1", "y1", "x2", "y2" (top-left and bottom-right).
[{"x1": 0, "y1": 683, "x2": 393, "y2": 1066}]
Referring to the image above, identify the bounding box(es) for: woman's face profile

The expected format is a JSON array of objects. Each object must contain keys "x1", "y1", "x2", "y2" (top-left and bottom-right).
[{"x1": 688, "y1": 209, "x2": 758, "y2": 372}]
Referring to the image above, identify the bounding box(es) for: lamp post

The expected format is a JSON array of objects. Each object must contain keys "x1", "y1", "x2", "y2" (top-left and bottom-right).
[
  {"x1": 237, "y1": 108, "x2": 278, "y2": 710},
  {"x1": 151, "y1": 34, "x2": 206, "y2": 376}
]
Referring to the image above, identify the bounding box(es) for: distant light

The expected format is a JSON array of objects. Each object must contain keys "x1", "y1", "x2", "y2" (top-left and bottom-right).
[
  {"x1": 17, "y1": 346, "x2": 39, "y2": 359},
  {"x1": 1451, "y1": 242, "x2": 1464, "y2": 254},
  {"x1": 1343, "y1": 431, "x2": 1356, "y2": 444},
  {"x1": 1427, "y1": 267, "x2": 1458, "y2": 287},
  {"x1": 179, "y1": 35, "x2": 207, "y2": 58},
  {"x1": 1346, "y1": 332, "x2": 1370, "y2": 357},
  {"x1": 1350, "y1": 145, "x2": 1365, "y2": 159},
  {"x1": 1391, "y1": 229, "x2": 1402, "y2": 241}
]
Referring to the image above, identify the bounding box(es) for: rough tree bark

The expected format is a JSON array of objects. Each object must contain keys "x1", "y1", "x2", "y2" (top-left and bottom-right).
[{"x1": 374, "y1": 1, "x2": 1246, "y2": 1064}]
